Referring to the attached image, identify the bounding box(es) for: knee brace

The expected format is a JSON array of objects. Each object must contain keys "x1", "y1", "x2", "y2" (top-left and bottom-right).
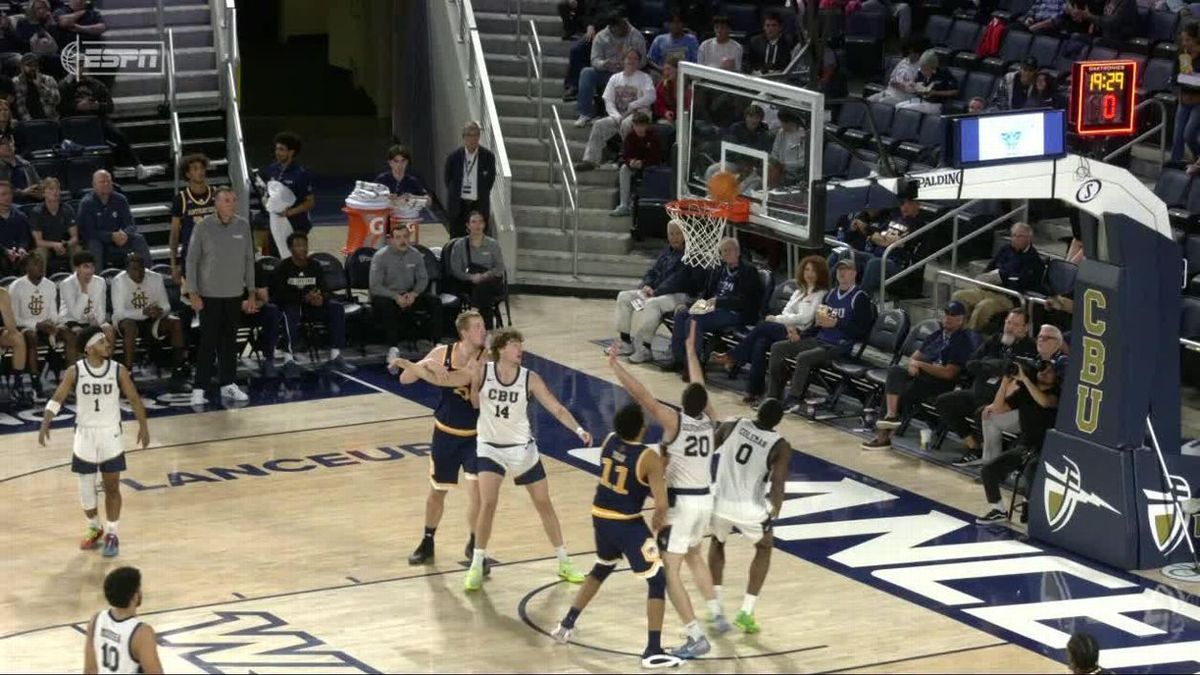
[
  {"x1": 645, "y1": 567, "x2": 666, "y2": 599},
  {"x1": 589, "y1": 562, "x2": 616, "y2": 583},
  {"x1": 79, "y1": 473, "x2": 98, "y2": 511}
]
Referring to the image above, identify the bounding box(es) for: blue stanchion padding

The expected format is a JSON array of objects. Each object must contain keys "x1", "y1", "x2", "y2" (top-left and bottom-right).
[{"x1": 1133, "y1": 450, "x2": 1200, "y2": 568}]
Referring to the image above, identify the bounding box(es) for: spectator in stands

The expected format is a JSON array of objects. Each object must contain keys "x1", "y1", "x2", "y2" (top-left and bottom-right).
[
  {"x1": 1066, "y1": 633, "x2": 1103, "y2": 675},
  {"x1": 896, "y1": 51, "x2": 958, "y2": 115},
  {"x1": 168, "y1": 153, "x2": 213, "y2": 285},
  {"x1": 699, "y1": 15, "x2": 743, "y2": 72},
  {"x1": 769, "y1": 108, "x2": 807, "y2": 187},
  {"x1": 648, "y1": 12, "x2": 699, "y2": 71},
  {"x1": 443, "y1": 121, "x2": 496, "y2": 239},
  {"x1": 968, "y1": 97, "x2": 988, "y2": 113},
  {"x1": 833, "y1": 207, "x2": 884, "y2": 256},
  {"x1": 975, "y1": 326, "x2": 1066, "y2": 524},
  {"x1": 0, "y1": 133, "x2": 39, "y2": 203},
  {"x1": 556, "y1": 0, "x2": 613, "y2": 40},
  {"x1": 665, "y1": 237, "x2": 760, "y2": 375},
  {"x1": 653, "y1": 55, "x2": 684, "y2": 125},
  {"x1": 1027, "y1": 71, "x2": 1060, "y2": 108},
  {"x1": 59, "y1": 61, "x2": 151, "y2": 178},
  {"x1": 574, "y1": 49, "x2": 654, "y2": 164},
  {"x1": 991, "y1": 57, "x2": 1037, "y2": 111},
  {"x1": 725, "y1": 104, "x2": 773, "y2": 153},
  {"x1": 78, "y1": 170, "x2": 152, "y2": 270},
  {"x1": 17, "y1": 0, "x2": 58, "y2": 55},
  {"x1": 0, "y1": 14, "x2": 22, "y2": 56},
  {"x1": 29, "y1": 176, "x2": 75, "y2": 272},
  {"x1": 113, "y1": 252, "x2": 187, "y2": 386},
  {"x1": 273, "y1": 232, "x2": 354, "y2": 373},
  {"x1": 371, "y1": 225, "x2": 441, "y2": 359},
  {"x1": 0, "y1": 102, "x2": 15, "y2": 139},
  {"x1": 766, "y1": 257, "x2": 873, "y2": 410},
  {"x1": 869, "y1": 38, "x2": 923, "y2": 105},
  {"x1": 10, "y1": 252, "x2": 64, "y2": 394},
  {"x1": 13, "y1": 53, "x2": 59, "y2": 122},
  {"x1": 610, "y1": 111, "x2": 662, "y2": 217},
  {"x1": 859, "y1": 196, "x2": 926, "y2": 296},
  {"x1": 1073, "y1": 0, "x2": 1138, "y2": 47},
  {"x1": 568, "y1": 12, "x2": 646, "y2": 114},
  {"x1": 1173, "y1": 23, "x2": 1200, "y2": 163},
  {"x1": 938, "y1": 308, "x2": 1038, "y2": 466},
  {"x1": 613, "y1": 220, "x2": 689, "y2": 363},
  {"x1": 376, "y1": 145, "x2": 426, "y2": 196},
  {"x1": 187, "y1": 188, "x2": 256, "y2": 405},
  {"x1": 1021, "y1": 0, "x2": 1068, "y2": 27},
  {"x1": 449, "y1": 211, "x2": 506, "y2": 330},
  {"x1": 53, "y1": 0, "x2": 107, "y2": 39},
  {"x1": 862, "y1": 301, "x2": 973, "y2": 450},
  {"x1": 260, "y1": 131, "x2": 315, "y2": 237},
  {"x1": 714, "y1": 255, "x2": 831, "y2": 406},
  {"x1": 0, "y1": 180, "x2": 32, "y2": 276},
  {"x1": 952, "y1": 222, "x2": 1044, "y2": 333},
  {"x1": 59, "y1": 250, "x2": 114, "y2": 361},
  {"x1": 747, "y1": 11, "x2": 793, "y2": 75}
]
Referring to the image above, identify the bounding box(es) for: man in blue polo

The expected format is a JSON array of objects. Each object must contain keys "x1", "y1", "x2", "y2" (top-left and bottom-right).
[
  {"x1": 77, "y1": 169, "x2": 151, "y2": 270},
  {"x1": 863, "y1": 300, "x2": 974, "y2": 450},
  {"x1": 259, "y1": 131, "x2": 315, "y2": 235}
]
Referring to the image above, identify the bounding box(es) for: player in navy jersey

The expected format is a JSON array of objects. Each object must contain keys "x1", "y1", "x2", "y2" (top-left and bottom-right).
[
  {"x1": 392, "y1": 310, "x2": 488, "y2": 567},
  {"x1": 550, "y1": 403, "x2": 680, "y2": 669},
  {"x1": 168, "y1": 153, "x2": 214, "y2": 285}
]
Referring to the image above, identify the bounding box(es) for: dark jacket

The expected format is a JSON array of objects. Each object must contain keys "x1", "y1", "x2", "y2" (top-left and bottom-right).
[
  {"x1": 640, "y1": 245, "x2": 685, "y2": 292},
  {"x1": 966, "y1": 333, "x2": 1037, "y2": 399},
  {"x1": 988, "y1": 244, "x2": 1045, "y2": 294},
  {"x1": 746, "y1": 33, "x2": 794, "y2": 74},
  {"x1": 701, "y1": 258, "x2": 763, "y2": 325},
  {"x1": 443, "y1": 145, "x2": 496, "y2": 216},
  {"x1": 58, "y1": 74, "x2": 115, "y2": 118},
  {"x1": 724, "y1": 121, "x2": 773, "y2": 153},
  {"x1": 1093, "y1": 0, "x2": 1138, "y2": 45},
  {"x1": 622, "y1": 129, "x2": 663, "y2": 167}
]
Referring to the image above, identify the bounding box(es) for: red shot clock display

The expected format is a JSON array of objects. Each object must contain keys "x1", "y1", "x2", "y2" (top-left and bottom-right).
[{"x1": 1070, "y1": 60, "x2": 1139, "y2": 137}]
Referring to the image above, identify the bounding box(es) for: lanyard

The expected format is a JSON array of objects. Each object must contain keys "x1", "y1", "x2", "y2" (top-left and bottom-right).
[{"x1": 464, "y1": 151, "x2": 478, "y2": 175}]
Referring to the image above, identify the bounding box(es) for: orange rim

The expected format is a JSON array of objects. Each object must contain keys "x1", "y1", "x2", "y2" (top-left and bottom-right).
[{"x1": 665, "y1": 197, "x2": 750, "y2": 223}]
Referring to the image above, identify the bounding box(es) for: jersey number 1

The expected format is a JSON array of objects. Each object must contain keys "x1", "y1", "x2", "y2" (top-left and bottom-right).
[
  {"x1": 101, "y1": 643, "x2": 119, "y2": 670},
  {"x1": 94, "y1": 399, "x2": 101, "y2": 413}
]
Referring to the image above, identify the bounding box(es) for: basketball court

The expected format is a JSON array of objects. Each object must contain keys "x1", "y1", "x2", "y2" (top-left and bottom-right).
[{"x1": 0, "y1": 294, "x2": 1197, "y2": 673}]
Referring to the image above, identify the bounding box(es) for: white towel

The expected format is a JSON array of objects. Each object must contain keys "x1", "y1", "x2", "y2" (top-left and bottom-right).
[{"x1": 266, "y1": 180, "x2": 296, "y2": 256}]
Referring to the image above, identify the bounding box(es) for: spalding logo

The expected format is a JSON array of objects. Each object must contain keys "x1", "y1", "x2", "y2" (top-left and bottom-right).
[{"x1": 1076, "y1": 179, "x2": 1102, "y2": 203}]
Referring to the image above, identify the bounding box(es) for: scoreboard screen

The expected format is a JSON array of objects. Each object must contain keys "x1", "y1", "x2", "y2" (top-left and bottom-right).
[{"x1": 1070, "y1": 60, "x2": 1139, "y2": 137}]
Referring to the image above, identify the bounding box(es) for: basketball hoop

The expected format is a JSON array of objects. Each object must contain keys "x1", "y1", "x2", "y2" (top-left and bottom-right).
[{"x1": 665, "y1": 198, "x2": 750, "y2": 268}]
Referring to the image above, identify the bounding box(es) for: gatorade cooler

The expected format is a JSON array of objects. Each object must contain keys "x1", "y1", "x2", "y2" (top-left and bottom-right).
[{"x1": 342, "y1": 182, "x2": 392, "y2": 253}]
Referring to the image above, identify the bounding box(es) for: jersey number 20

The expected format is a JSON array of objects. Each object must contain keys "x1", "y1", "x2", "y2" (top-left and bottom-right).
[{"x1": 684, "y1": 435, "x2": 710, "y2": 457}]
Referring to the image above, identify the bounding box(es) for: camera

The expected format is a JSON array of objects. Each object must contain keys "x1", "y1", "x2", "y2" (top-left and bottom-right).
[{"x1": 1006, "y1": 355, "x2": 1046, "y2": 378}]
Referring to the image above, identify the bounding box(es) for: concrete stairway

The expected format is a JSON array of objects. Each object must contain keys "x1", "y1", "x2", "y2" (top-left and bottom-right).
[{"x1": 473, "y1": 0, "x2": 654, "y2": 293}]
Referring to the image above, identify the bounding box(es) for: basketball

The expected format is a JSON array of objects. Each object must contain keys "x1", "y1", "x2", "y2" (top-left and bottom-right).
[{"x1": 707, "y1": 170, "x2": 740, "y2": 202}]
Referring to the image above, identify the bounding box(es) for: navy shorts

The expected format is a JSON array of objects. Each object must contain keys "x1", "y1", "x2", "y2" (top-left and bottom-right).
[
  {"x1": 429, "y1": 427, "x2": 478, "y2": 489},
  {"x1": 71, "y1": 453, "x2": 127, "y2": 475},
  {"x1": 593, "y1": 516, "x2": 662, "y2": 578}
]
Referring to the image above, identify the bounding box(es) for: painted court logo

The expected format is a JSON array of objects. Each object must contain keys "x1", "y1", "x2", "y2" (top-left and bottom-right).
[
  {"x1": 61, "y1": 40, "x2": 164, "y2": 77},
  {"x1": 1043, "y1": 456, "x2": 1121, "y2": 532},
  {"x1": 1143, "y1": 474, "x2": 1193, "y2": 555}
]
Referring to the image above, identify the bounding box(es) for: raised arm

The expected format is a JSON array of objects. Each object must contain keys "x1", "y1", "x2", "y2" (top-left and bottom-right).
[
  {"x1": 117, "y1": 364, "x2": 150, "y2": 449},
  {"x1": 529, "y1": 371, "x2": 591, "y2": 445},
  {"x1": 685, "y1": 322, "x2": 718, "y2": 421},
  {"x1": 606, "y1": 343, "x2": 677, "y2": 437},
  {"x1": 38, "y1": 365, "x2": 77, "y2": 446}
]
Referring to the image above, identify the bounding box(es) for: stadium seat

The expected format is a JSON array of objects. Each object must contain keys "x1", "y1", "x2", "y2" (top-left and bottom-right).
[
  {"x1": 879, "y1": 107, "x2": 924, "y2": 150},
  {"x1": 31, "y1": 158, "x2": 64, "y2": 183},
  {"x1": 1127, "y1": 10, "x2": 1179, "y2": 55},
  {"x1": 981, "y1": 30, "x2": 1032, "y2": 74},
  {"x1": 59, "y1": 116, "x2": 110, "y2": 155},
  {"x1": 1185, "y1": 235, "x2": 1200, "y2": 296},
  {"x1": 14, "y1": 120, "x2": 60, "y2": 159},
  {"x1": 826, "y1": 308, "x2": 911, "y2": 413},
  {"x1": 1053, "y1": 36, "x2": 1090, "y2": 74},
  {"x1": 926, "y1": 15, "x2": 955, "y2": 46},
  {"x1": 950, "y1": 71, "x2": 997, "y2": 113},
  {"x1": 1026, "y1": 35, "x2": 1061, "y2": 72},
  {"x1": 859, "y1": 317, "x2": 941, "y2": 419},
  {"x1": 1155, "y1": 168, "x2": 1192, "y2": 208},
  {"x1": 826, "y1": 102, "x2": 868, "y2": 137},
  {"x1": 1087, "y1": 45, "x2": 1118, "y2": 62},
  {"x1": 1170, "y1": 180, "x2": 1200, "y2": 230},
  {"x1": 1116, "y1": 52, "x2": 1148, "y2": 85},
  {"x1": 345, "y1": 246, "x2": 375, "y2": 301},
  {"x1": 632, "y1": 0, "x2": 668, "y2": 38},
  {"x1": 413, "y1": 244, "x2": 463, "y2": 341},
  {"x1": 934, "y1": 20, "x2": 981, "y2": 62},
  {"x1": 846, "y1": 157, "x2": 873, "y2": 179},
  {"x1": 823, "y1": 143, "x2": 852, "y2": 178},
  {"x1": 844, "y1": 101, "x2": 895, "y2": 146},
  {"x1": 65, "y1": 156, "x2": 107, "y2": 197},
  {"x1": 720, "y1": 3, "x2": 760, "y2": 38},
  {"x1": 896, "y1": 114, "x2": 946, "y2": 163}
]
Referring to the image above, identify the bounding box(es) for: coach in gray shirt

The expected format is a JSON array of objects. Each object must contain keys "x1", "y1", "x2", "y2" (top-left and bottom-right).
[
  {"x1": 186, "y1": 186, "x2": 257, "y2": 405},
  {"x1": 449, "y1": 211, "x2": 505, "y2": 329},
  {"x1": 370, "y1": 225, "x2": 442, "y2": 358}
]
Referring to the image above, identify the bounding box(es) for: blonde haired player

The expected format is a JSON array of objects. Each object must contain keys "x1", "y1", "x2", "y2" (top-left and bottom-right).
[
  {"x1": 462, "y1": 328, "x2": 591, "y2": 591},
  {"x1": 39, "y1": 327, "x2": 150, "y2": 558},
  {"x1": 607, "y1": 322, "x2": 731, "y2": 660}
]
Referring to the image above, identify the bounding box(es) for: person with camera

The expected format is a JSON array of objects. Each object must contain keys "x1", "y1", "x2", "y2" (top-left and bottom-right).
[
  {"x1": 975, "y1": 324, "x2": 1067, "y2": 524},
  {"x1": 939, "y1": 308, "x2": 1038, "y2": 467},
  {"x1": 862, "y1": 301, "x2": 974, "y2": 451}
]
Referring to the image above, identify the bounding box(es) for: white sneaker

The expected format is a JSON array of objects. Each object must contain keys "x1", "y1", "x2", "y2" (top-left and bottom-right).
[
  {"x1": 220, "y1": 384, "x2": 249, "y2": 402},
  {"x1": 550, "y1": 622, "x2": 573, "y2": 644},
  {"x1": 573, "y1": 115, "x2": 592, "y2": 128},
  {"x1": 190, "y1": 388, "x2": 207, "y2": 406},
  {"x1": 628, "y1": 346, "x2": 652, "y2": 364},
  {"x1": 614, "y1": 340, "x2": 635, "y2": 356},
  {"x1": 386, "y1": 346, "x2": 400, "y2": 374}
]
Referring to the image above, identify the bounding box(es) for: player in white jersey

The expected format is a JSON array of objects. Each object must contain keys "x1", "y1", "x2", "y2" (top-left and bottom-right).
[
  {"x1": 463, "y1": 328, "x2": 592, "y2": 592},
  {"x1": 84, "y1": 567, "x2": 163, "y2": 674},
  {"x1": 707, "y1": 398, "x2": 791, "y2": 635},
  {"x1": 39, "y1": 327, "x2": 150, "y2": 558},
  {"x1": 606, "y1": 322, "x2": 730, "y2": 659}
]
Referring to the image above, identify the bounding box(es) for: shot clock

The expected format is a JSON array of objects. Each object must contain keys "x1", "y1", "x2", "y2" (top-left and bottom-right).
[{"x1": 1070, "y1": 60, "x2": 1139, "y2": 137}]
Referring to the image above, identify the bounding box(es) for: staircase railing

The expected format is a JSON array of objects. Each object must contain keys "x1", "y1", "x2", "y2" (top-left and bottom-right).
[
  {"x1": 460, "y1": 0, "x2": 514, "y2": 238},
  {"x1": 548, "y1": 106, "x2": 580, "y2": 277},
  {"x1": 210, "y1": 0, "x2": 248, "y2": 220},
  {"x1": 166, "y1": 28, "x2": 181, "y2": 193},
  {"x1": 525, "y1": 19, "x2": 544, "y2": 146}
]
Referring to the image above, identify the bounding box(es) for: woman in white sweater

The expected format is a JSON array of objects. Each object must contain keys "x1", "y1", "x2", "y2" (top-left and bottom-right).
[{"x1": 713, "y1": 255, "x2": 830, "y2": 405}]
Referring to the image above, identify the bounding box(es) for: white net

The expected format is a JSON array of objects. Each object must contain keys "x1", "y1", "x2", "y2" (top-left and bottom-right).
[{"x1": 666, "y1": 199, "x2": 727, "y2": 269}]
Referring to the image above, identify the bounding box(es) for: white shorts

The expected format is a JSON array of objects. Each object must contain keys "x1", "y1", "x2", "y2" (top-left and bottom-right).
[
  {"x1": 72, "y1": 426, "x2": 124, "y2": 467},
  {"x1": 711, "y1": 512, "x2": 770, "y2": 545},
  {"x1": 476, "y1": 439, "x2": 543, "y2": 484},
  {"x1": 665, "y1": 493, "x2": 713, "y2": 554}
]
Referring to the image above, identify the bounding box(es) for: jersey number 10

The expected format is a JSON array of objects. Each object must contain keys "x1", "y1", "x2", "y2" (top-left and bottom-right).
[{"x1": 101, "y1": 643, "x2": 120, "y2": 670}]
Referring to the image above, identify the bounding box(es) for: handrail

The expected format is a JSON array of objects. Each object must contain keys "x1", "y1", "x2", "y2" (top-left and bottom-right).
[
  {"x1": 224, "y1": 60, "x2": 250, "y2": 221},
  {"x1": 155, "y1": 0, "x2": 165, "y2": 42},
  {"x1": 1102, "y1": 97, "x2": 1167, "y2": 171},
  {"x1": 1183, "y1": 337, "x2": 1200, "y2": 352},
  {"x1": 466, "y1": 27, "x2": 513, "y2": 233},
  {"x1": 874, "y1": 198, "x2": 986, "y2": 295},
  {"x1": 880, "y1": 202, "x2": 1027, "y2": 304},
  {"x1": 933, "y1": 269, "x2": 1024, "y2": 317},
  {"x1": 525, "y1": 20, "x2": 543, "y2": 146},
  {"x1": 229, "y1": 1, "x2": 240, "y2": 67},
  {"x1": 549, "y1": 106, "x2": 580, "y2": 276}
]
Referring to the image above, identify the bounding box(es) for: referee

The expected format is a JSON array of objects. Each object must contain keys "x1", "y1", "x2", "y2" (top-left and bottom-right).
[{"x1": 186, "y1": 187, "x2": 257, "y2": 405}]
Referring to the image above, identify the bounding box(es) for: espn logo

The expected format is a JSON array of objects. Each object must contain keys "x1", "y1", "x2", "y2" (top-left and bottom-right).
[{"x1": 61, "y1": 40, "x2": 165, "y2": 76}]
